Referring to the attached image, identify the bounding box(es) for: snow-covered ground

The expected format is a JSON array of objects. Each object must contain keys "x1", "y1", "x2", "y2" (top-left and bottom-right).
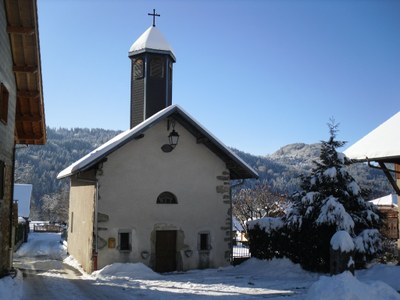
[{"x1": 1, "y1": 232, "x2": 399, "y2": 299}]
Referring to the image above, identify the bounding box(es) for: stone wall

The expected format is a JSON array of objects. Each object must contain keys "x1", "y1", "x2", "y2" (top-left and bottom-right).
[{"x1": 216, "y1": 170, "x2": 232, "y2": 262}]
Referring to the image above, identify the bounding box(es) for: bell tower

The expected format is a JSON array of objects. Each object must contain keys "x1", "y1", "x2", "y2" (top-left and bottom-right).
[{"x1": 129, "y1": 10, "x2": 176, "y2": 128}]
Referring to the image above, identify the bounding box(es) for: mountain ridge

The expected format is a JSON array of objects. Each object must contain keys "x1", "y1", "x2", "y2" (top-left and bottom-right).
[{"x1": 15, "y1": 127, "x2": 392, "y2": 219}]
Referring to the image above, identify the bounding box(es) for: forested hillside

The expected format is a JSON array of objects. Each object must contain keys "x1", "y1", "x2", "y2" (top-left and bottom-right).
[
  {"x1": 15, "y1": 128, "x2": 121, "y2": 219},
  {"x1": 232, "y1": 143, "x2": 392, "y2": 198},
  {"x1": 15, "y1": 128, "x2": 393, "y2": 220}
]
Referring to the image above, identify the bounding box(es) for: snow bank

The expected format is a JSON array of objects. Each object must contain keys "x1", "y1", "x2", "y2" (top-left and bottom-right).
[
  {"x1": 357, "y1": 263, "x2": 400, "y2": 292},
  {"x1": 235, "y1": 258, "x2": 316, "y2": 280},
  {"x1": 306, "y1": 271, "x2": 400, "y2": 300},
  {"x1": 0, "y1": 271, "x2": 23, "y2": 300},
  {"x1": 92, "y1": 263, "x2": 162, "y2": 281},
  {"x1": 330, "y1": 230, "x2": 354, "y2": 253}
]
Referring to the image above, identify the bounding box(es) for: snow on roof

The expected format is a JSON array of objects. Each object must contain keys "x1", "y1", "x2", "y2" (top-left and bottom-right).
[
  {"x1": 129, "y1": 26, "x2": 176, "y2": 61},
  {"x1": 57, "y1": 105, "x2": 258, "y2": 180},
  {"x1": 13, "y1": 183, "x2": 32, "y2": 218},
  {"x1": 344, "y1": 111, "x2": 400, "y2": 161},
  {"x1": 232, "y1": 217, "x2": 244, "y2": 232},
  {"x1": 369, "y1": 194, "x2": 398, "y2": 207}
]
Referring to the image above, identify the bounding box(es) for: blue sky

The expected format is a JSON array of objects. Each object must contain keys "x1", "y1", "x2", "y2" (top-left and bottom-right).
[{"x1": 38, "y1": 0, "x2": 400, "y2": 155}]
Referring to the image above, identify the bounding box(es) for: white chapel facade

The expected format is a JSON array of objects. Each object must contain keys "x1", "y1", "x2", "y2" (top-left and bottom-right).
[{"x1": 58, "y1": 17, "x2": 257, "y2": 274}]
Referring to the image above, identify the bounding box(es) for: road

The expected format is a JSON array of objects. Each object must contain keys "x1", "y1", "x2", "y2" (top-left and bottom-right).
[{"x1": 13, "y1": 233, "x2": 132, "y2": 300}]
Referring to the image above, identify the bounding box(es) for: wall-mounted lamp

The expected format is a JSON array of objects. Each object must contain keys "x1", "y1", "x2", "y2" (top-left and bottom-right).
[
  {"x1": 168, "y1": 128, "x2": 179, "y2": 148},
  {"x1": 184, "y1": 249, "x2": 193, "y2": 257},
  {"x1": 141, "y1": 251, "x2": 149, "y2": 259},
  {"x1": 161, "y1": 119, "x2": 180, "y2": 152}
]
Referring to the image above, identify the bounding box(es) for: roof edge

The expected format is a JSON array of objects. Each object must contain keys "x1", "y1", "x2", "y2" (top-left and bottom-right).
[
  {"x1": 128, "y1": 48, "x2": 176, "y2": 62},
  {"x1": 57, "y1": 105, "x2": 258, "y2": 180}
]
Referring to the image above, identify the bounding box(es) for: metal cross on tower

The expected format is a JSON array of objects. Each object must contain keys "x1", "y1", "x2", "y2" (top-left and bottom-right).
[{"x1": 148, "y1": 9, "x2": 160, "y2": 27}]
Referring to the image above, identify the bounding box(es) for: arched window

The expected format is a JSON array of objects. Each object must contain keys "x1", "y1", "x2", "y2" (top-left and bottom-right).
[
  {"x1": 134, "y1": 59, "x2": 143, "y2": 79},
  {"x1": 150, "y1": 57, "x2": 164, "y2": 78},
  {"x1": 157, "y1": 192, "x2": 177, "y2": 204}
]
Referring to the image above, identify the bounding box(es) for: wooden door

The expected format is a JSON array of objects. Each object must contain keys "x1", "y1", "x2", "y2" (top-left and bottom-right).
[{"x1": 155, "y1": 230, "x2": 177, "y2": 273}]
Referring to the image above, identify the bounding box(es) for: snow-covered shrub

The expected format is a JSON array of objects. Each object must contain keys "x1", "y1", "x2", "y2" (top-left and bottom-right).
[
  {"x1": 247, "y1": 217, "x2": 287, "y2": 260},
  {"x1": 284, "y1": 122, "x2": 382, "y2": 271},
  {"x1": 248, "y1": 122, "x2": 382, "y2": 272}
]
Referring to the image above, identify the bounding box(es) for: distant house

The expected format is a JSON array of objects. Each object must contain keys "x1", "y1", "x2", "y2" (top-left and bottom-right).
[
  {"x1": 232, "y1": 216, "x2": 247, "y2": 243},
  {"x1": 13, "y1": 184, "x2": 33, "y2": 218},
  {"x1": 0, "y1": 0, "x2": 46, "y2": 276},
  {"x1": 58, "y1": 23, "x2": 258, "y2": 274},
  {"x1": 369, "y1": 194, "x2": 398, "y2": 240}
]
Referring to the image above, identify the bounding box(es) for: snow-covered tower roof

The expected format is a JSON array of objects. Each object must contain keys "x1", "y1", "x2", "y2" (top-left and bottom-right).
[
  {"x1": 128, "y1": 15, "x2": 177, "y2": 128},
  {"x1": 129, "y1": 26, "x2": 176, "y2": 62}
]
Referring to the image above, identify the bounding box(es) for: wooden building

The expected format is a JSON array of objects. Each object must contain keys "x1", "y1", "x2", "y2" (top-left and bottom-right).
[
  {"x1": 0, "y1": 0, "x2": 46, "y2": 277},
  {"x1": 58, "y1": 22, "x2": 258, "y2": 274},
  {"x1": 344, "y1": 112, "x2": 400, "y2": 257},
  {"x1": 370, "y1": 194, "x2": 398, "y2": 240}
]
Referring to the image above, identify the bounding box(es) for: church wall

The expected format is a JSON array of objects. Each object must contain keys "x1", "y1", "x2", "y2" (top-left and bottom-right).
[
  {"x1": 96, "y1": 119, "x2": 231, "y2": 271},
  {"x1": 0, "y1": 0, "x2": 18, "y2": 276},
  {"x1": 68, "y1": 172, "x2": 96, "y2": 273}
]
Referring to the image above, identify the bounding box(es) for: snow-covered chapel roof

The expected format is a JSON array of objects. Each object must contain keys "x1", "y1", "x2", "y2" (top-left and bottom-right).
[
  {"x1": 57, "y1": 105, "x2": 258, "y2": 180},
  {"x1": 344, "y1": 111, "x2": 400, "y2": 162},
  {"x1": 129, "y1": 26, "x2": 176, "y2": 61}
]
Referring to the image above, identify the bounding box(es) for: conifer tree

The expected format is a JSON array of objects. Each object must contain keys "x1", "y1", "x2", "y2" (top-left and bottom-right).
[{"x1": 285, "y1": 120, "x2": 381, "y2": 271}]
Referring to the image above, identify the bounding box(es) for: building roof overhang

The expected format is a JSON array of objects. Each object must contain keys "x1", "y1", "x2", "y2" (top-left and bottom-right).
[
  {"x1": 5, "y1": 0, "x2": 46, "y2": 145},
  {"x1": 57, "y1": 105, "x2": 258, "y2": 181},
  {"x1": 344, "y1": 111, "x2": 400, "y2": 195},
  {"x1": 344, "y1": 111, "x2": 400, "y2": 162}
]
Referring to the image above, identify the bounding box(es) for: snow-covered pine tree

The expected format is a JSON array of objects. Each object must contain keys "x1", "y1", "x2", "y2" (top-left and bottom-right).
[{"x1": 285, "y1": 121, "x2": 381, "y2": 272}]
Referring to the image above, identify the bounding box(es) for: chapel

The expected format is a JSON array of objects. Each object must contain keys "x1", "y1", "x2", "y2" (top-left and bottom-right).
[{"x1": 58, "y1": 11, "x2": 258, "y2": 273}]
